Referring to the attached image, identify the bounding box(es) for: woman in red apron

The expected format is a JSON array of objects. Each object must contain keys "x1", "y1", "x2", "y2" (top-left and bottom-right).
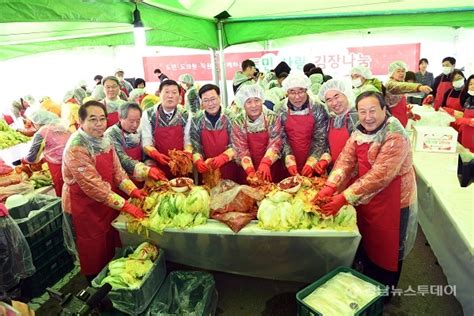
[
  {"x1": 231, "y1": 84, "x2": 284, "y2": 184},
  {"x1": 191, "y1": 84, "x2": 239, "y2": 183},
  {"x1": 23, "y1": 110, "x2": 71, "y2": 197},
  {"x1": 62, "y1": 101, "x2": 146, "y2": 282},
  {"x1": 385, "y1": 61, "x2": 432, "y2": 127},
  {"x1": 316, "y1": 91, "x2": 417, "y2": 293},
  {"x1": 458, "y1": 75, "x2": 474, "y2": 152},
  {"x1": 142, "y1": 80, "x2": 192, "y2": 180}
]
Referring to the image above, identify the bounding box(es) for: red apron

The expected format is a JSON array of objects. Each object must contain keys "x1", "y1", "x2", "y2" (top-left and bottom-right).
[
  {"x1": 69, "y1": 150, "x2": 122, "y2": 276},
  {"x1": 201, "y1": 117, "x2": 239, "y2": 182},
  {"x1": 434, "y1": 80, "x2": 452, "y2": 110},
  {"x1": 107, "y1": 112, "x2": 119, "y2": 128},
  {"x1": 122, "y1": 130, "x2": 144, "y2": 189},
  {"x1": 46, "y1": 161, "x2": 63, "y2": 197},
  {"x1": 284, "y1": 107, "x2": 315, "y2": 172},
  {"x1": 355, "y1": 142, "x2": 401, "y2": 272},
  {"x1": 328, "y1": 113, "x2": 351, "y2": 163},
  {"x1": 153, "y1": 111, "x2": 184, "y2": 179},
  {"x1": 390, "y1": 96, "x2": 408, "y2": 128},
  {"x1": 461, "y1": 109, "x2": 474, "y2": 152},
  {"x1": 241, "y1": 119, "x2": 285, "y2": 184},
  {"x1": 445, "y1": 89, "x2": 463, "y2": 112}
]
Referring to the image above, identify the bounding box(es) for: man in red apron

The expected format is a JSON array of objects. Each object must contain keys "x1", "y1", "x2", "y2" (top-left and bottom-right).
[
  {"x1": 432, "y1": 56, "x2": 456, "y2": 110},
  {"x1": 279, "y1": 73, "x2": 330, "y2": 178},
  {"x1": 231, "y1": 84, "x2": 284, "y2": 184},
  {"x1": 385, "y1": 61, "x2": 432, "y2": 127},
  {"x1": 318, "y1": 79, "x2": 359, "y2": 170},
  {"x1": 23, "y1": 110, "x2": 71, "y2": 197},
  {"x1": 101, "y1": 76, "x2": 126, "y2": 128},
  {"x1": 140, "y1": 80, "x2": 193, "y2": 179},
  {"x1": 190, "y1": 84, "x2": 239, "y2": 183},
  {"x1": 105, "y1": 102, "x2": 167, "y2": 186},
  {"x1": 315, "y1": 91, "x2": 417, "y2": 295},
  {"x1": 62, "y1": 101, "x2": 147, "y2": 283}
]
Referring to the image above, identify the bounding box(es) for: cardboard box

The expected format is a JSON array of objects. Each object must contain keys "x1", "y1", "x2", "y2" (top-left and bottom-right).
[{"x1": 413, "y1": 126, "x2": 458, "y2": 153}]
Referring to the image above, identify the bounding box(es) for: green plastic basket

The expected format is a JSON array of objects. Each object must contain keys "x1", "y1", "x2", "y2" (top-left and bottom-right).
[{"x1": 296, "y1": 266, "x2": 385, "y2": 316}]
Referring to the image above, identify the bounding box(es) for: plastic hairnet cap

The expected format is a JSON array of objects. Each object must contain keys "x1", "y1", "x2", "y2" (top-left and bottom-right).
[
  {"x1": 318, "y1": 79, "x2": 353, "y2": 102},
  {"x1": 282, "y1": 73, "x2": 311, "y2": 91},
  {"x1": 388, "y1": 61, "x2": 408, "y2": 76},
  {"x1": 28, "y1": 109, "x2": 59, "y2": 125},
  {"x1": 78, "y1": 80, "x2": 87, "y2": 87},
  {"x1": 115, "y1": 68, "x2": 124, "y2": 74},
  {"x1": 234, "y1": 84, "x2": 265, "y2": 107},
  {"x1": 351, "y1": 66, "x2": 373, "y2": 79},
  {"x1": 178, "y1": 73, "x2": 194, "y2": 85}
]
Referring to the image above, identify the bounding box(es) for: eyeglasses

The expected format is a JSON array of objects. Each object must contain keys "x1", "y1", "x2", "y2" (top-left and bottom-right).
[
  {"x1": 202, "y1": 97, "x2": 219, "y2": 104},
  {"x1": 104, "y1": 85, "x2": 119, "y2": 90},
  {"x1": 87, "y1": 117, "x2": 107, "y2": 125},
  {"x1": 287, "y1": 89, "x2": 307, "y2": 97}
]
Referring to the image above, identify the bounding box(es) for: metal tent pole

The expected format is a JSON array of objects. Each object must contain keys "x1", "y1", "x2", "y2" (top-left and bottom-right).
[{"x1": 217, "y1": 21, "x2": 228, "y2": 107}]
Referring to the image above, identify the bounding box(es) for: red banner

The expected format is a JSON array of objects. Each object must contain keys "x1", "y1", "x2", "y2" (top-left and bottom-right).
[
  {"x1": 143, "y1": 51, "x2": 278, "y2": 82},
  {"x1": 142, "y1": 44, "x2": 420, "y2": 81}
]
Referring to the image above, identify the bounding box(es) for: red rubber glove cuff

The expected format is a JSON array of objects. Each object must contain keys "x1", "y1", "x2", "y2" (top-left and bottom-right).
[
  {"x1": 245, "y1": 167, "x2": 256, "y2": 177},
  {"x1": 121, "y1": 201, "x2": 146, "y2": 219},
  {"x1": 148, "y1": 167, "x2": 167, "y2": 181},
  {"x1": 130, "y1": 188, "x2": 148, "y2": 200},
  {"x1": 210, "y1": 153, "x2": 230, "y2": 169},
  {"x1": 314, "y1": 160, "x2": 329, "y2": 175},
  {"x1": 287, "y1": 165, "x2": 298, "y2": 176}
]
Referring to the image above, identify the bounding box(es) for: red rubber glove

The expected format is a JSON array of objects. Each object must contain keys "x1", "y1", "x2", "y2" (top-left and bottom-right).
[
  {"x1": 194, "y1": 159, "x2": 210, "y2": 174},
  {"x1": 121, "y1": 201, "x2": 146, "y2": 219},
  {"x1": 314, "y1": 160, "x2": 329, "y2": 175},
  {"x1": 245, "y1": 167, "x2": 256, "y2": 177},
  {"x1": 209, "y1": 153, "x2": 230, "y2": 169},
  {"x1": 148, "y1": 167, "x2": 167, "y2": 181},
  {"x1": 455, "y1": 117, "x2": 474, "y2": 127},
  {"x1": 130, "y1": 188, "x2": 148, "y2": 200},
  {"x1": 316, "y1": 185, "x2": 336, "y2": 199},
  {"x1": 321, "y1": 193, "x2": 348, "y2": 216},
  {"x1": 287, "y1": 165, "x2": 298, "y2": 176},
  {"x1": 422, "y1": 95, "x2": 433, "y2": 105},
  {"x1": 148, "y1": 149, "x2": 170, "y2": 166},
  {"x1": 257, "y1": 158, "x2": 272, "y2": 182},
  {"x1": 301, "y1": 164, "x2": 314, "y2": 177}
]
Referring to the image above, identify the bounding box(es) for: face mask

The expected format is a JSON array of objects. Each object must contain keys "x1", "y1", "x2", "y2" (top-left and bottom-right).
[
  {"x1": 442, "y1": 66, "x2": 452, "y2": 75},
  {"x1": 452, "y1": 79, "x2": 464, "y2": 90},
  {"x1": 352, "y1": 78, "x2": 363, "y2": 88},
  {"x1": 467, "y1": 90, "x2": 474, "y2": 96}
]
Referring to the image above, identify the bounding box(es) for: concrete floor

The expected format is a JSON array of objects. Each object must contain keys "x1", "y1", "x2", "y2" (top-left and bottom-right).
[{"x1": 34, "y1": 225, "x2": 463, "y2": 315}]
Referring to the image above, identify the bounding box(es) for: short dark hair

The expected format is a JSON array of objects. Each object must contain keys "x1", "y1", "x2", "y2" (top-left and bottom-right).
[
  {"x1": 94, "y1": 75, "x2": 103, "y2": 82},
  {"x1": 154, "y1": 68, "x2": 162, "y2": 74},
  {"x1": 442, "y1": 57, "x2": 456, "y2": 65},
  {"x1": 308, "y1": 67, "x2": 324, "y2": 76},
  {"x1": 355, "y1": 91, "x2": 387, "y2": 110},
  {"x1": 198, "y1": 84, "x2": 220, "y2": 98},
  {"x1": 303, "y1": 63, "x2": 316, "y2": 74},
  {"x1": 134, "y1": 78, "x2": 146, "y2": 89},
  {"x1": 241, "y1": 59, "x2": 255, "y2": 71},
  {"x1": 78, "y1": 100, "x2": 107, "y2": 121},
  {"x1": 102, "y1": 76, "x2": 120, "y2": 86},
  {"x1": 405, "y1": 71, "x2": 417, "y2": 82},
  {"x1": 418, "y1": 58, "x2": 429, "y2": 66},
  {"x1": 451, "y1": 69, "x2": 465, "y2": 81},
  {"x1": 467, "y1": 74, "x2": 474, "y2": 86},
  {"x1": 119, "y1": 102, "x2": 142, "y2": 119},
  {"x1": 158, "y1": 79, "x2": 180, "y2": 93}
]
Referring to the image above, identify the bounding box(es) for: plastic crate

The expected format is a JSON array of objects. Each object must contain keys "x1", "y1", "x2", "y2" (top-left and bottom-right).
[
  {"x1": 21, "y1": 248, "x2": 74, "y2": 298},
  {"x1": 92, "y1": 247, "x2": 166, "y2": 315},
  {"x1": 23, "y1": 212, "x2": 63, "y2": 246},
  {"x1": 29, "y1": 228, "x2": 65, "y2": 266},
  {"x1": 296, "y1": 266, "x2": 385, "y2": 316},
  {"x1": 15, "y1": 196, "x2": 62, "y2": 236}
]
